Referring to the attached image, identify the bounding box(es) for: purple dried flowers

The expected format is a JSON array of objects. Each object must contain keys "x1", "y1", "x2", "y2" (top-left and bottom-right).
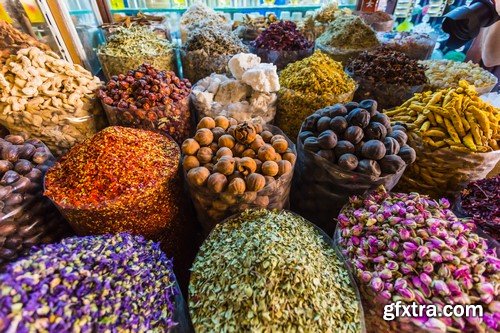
[
  {"x1": 0, "y1": 233, "x2": 178, "y2": 333},
  {"x1": 459, "y1": 175, "x2": 499, "y2": 241},
  {"x1": 252, "y1": 21, "x2": 313, "y2": 51},
  {"x1": 337, "y1": 186, "x2": 499, "y2": 332}
]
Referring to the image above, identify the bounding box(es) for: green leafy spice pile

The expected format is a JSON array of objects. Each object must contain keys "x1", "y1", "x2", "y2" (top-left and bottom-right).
[
  {"x1": 0, "y1": 233, "x2": 179, "y2": 332},
  {"x1": 189, "y1": 209, "x2": 362, "y2": 332},
  {"x1": 316, "y1": 15, "x2": 379, "y2": 50}
]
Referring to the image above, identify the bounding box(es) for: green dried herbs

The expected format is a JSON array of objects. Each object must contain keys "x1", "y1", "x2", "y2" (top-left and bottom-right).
[
  {"x1": 189, "y1": 209, "x2": 362, "y2": 332},
  {"x1": 183, "y1": 26, "x2": 247, "y2": 56},
  {"x1": 316, "y1": 15, "x2": 379, "y2": 50}
]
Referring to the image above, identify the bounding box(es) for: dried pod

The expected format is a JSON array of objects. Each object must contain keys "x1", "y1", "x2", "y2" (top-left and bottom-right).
[
  {"x1": 236, "y1": 157, "x2": 257, "y2": 176},
  {"x1": 2, "y1": 145, "x2": 19, "y2": 163},
  {"x1": 14, "y1": 160, "x2": 32, "y2": 175},
  {"x1": 216, "y1": 147, "x2": 233, "y2": 159},
  {"x1": 11, "y1": 176, "x2": 30, "y2": 193},
  {"x1": 1, "y1": 170, "x2": 20, "y2": 185},
  {"x1": 24, "y1": 168, "x2": 42, "y2": 182},
  {"x1": 246, "y1": 173, "x2": 266, "y2": 192},
  {"x1": 261, "y1": 160, "x2": 279, "y2": 177},
  {"x1": 317, "y1": 117, "x2": 331, "y2": 133},
  {"x1": 228, "y1": 178, "x2": 246, "y2": 195},
  {"x1": 212, "y1": 127, "x2": 226, "y2": 142},
  {"x1": 197, "y1": 147, "x2": 213, "y2": 164},
  {"x1": 18, "y1": 144, "x2": 36, "y2": 159},
  {"x1": 194, "y1": 128, "x2": 214, "y2": 146},
  {"x1": 187, "y1": 167, "x2": 210, "y2": 187},
  {"x1": 257, "y1": 145, "x2": 276, "y2": 162},
  {"x1": 183, "y1": 156, "x2": 200, "y2": 171},
  {"x1": 32, "y1": 151, "x2": 49, "y2": 165},
  {"x1": 234, "y1": 122, "x2": 257, "y2": 145},
  {"x1": 214, "y1": 156, "x2": 236, "y2": 176},
  {"x1": 272, "y1": 139, "x2": 288, "y2": 154},
  {"x1": 0, "y1": 160, "x2": 13, "y2": 173},
  {"x1": 215, "y1": 116, "x2": 230, "y2": 130},
  {"x1": 218, "y1": 135, "x2": 236, "y2": 149},
  {"x1": 197, "y1": 117, "x2": 216, "y2": 130},
  {"x1": 182, "y1": 138, "x2": 201, "y2": 155},
  {"x1": 5, "y1": 135, "x2": 24, "y2": 145},
  {"x1": 207, "y1": 173, "x2": 228, "y2": 193},
  {"x1": 277, "y1": 160, "x2": 293, "y2": 177}
]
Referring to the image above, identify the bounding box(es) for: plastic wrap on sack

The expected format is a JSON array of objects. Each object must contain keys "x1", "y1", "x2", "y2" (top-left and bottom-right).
[
  {"x1": 291, "y1": 131, "x2": 406, "y2": 235},
  {"x1": 185, "y1": 126, "x2": 296, "y2": 235},
  {"x1": 395, "y1": 132, "x2": 500, "y2": 199}
]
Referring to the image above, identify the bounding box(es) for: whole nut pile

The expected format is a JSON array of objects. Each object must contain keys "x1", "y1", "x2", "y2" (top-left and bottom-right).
[
  {"x1": 0, "y1": 233, "x2": 182, "y2": 332},
  {"x1": 421, "y1": 60, "x2": 498, "y2": 94},
  {"x1": 300, "y1": 100, "x2": 416, "y2": 177},
  {"x1": 190, "y1": 209, "x2": 362, "y2": 333},
  {"x1": 98, "y1": 63, "x2": 192, "y2": 143},
  {"x1": 191, "y1": 53, "x2": 279, "y2": 124},
  {"x1": 337, "y1": 187, "x2": 499, "y2": 333},
  {"x1": 0, "y1": 47, "x2": 105, "y2": 155},
  {"x1": 0, "y1": 21, "x2": 51, "y2": 64},
  {"x1": 0, "y1": 134, "x2": 69, "y2": 265},
  {"x1": 182, "y1": 117, "x2": 296, "y2": 233}
]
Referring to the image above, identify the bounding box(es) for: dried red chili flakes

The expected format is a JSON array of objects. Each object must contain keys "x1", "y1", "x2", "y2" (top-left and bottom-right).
[{"x1": 252, "y1": 21, "x2": 313, "y2": 51}]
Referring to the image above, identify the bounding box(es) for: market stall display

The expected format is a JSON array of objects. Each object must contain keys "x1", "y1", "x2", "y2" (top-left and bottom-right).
[
  {"x1": 347, "y1": 48, "x2": 427, "y2": 110},
  {"x1": 0, "y1": 233, "x2": 189, "y2": 332},
  {"x1": 101, "y1": 13, "x2": 171, "y2": 40},
  {"x1": 0, "y1": 47, "x2": 106, "y2": 156},
  {"x1": 336, "y1": 187, "x2": 499, "y2": 333},
  {"x1": 299, "y1": 3, "x2": 351, "y2": 41},
  {"x1": 190, "y1": 53, "x2": 279, "y2": 124},
  {"x1": 315, "y1": 15, "x2": 380, "y2": 65},
  {"x1": 179, "y1": 3, "x2": 229, "y2": 43},
  {"x1": 388, "y1": 80, "x2": 500, "y2": 198},
  {"x1": 357, "y1": 11, "x2": 394, "y2": 32},
  {"x1": 189, "y1": 209, "x2": 363, "y2": 332},
  {"x1": 97, "y1": 25, "x2": 176, "y2": 80},
  {"x1": 291, "y1": 100, "x2": 415, "y2": 234},
  {"x1": 233, "y1": 13, "x2": 279, "y2": 43},
  {"x1": 44, "y1": 127, "x2": 183, "y2": 239},
  {"x1": 421, "y1": 59, "x2": 498, "y2": 95},
  {"x1": 98, "y1": 63, "x2": 192, "y2": 144},
  {"x1": 276, "y1": 51, "x2": 357, "y2": 140},
  {"x1": 378, "y1": 32, "x2": 437, "y2": 61},
  {"x1": 455, "y1": 176, "x2": 499, "y2": 242},
  {"x1": 182, "y1": 118, "x2": 296, "y2": 233},
  {"x1": 181, "y1": 26, "x2": 248, "y2": 84},
  {"x1": 250, "y1": 21, "x2": 314, "y2": 70},
  {"x1": 0, "y1": 21, "x2": 51, "y2": 65},
  {"x1": 0, "y1": 134, "x2": 69, "y2": 265}
]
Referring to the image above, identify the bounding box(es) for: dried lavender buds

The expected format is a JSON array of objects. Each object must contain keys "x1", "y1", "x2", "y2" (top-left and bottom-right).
[
  {"x1": 189, "y1": 209, "x2": 362, "y2": 332},
  {"x1": 252, "y1": 21, "x2": 313, "y2": 51},
  {"x1": 44, "y1": 126, "x2": 182, "y2": 238},
  {"x1": 98, "y1": 63, "x2": 192, "y2": 143},
  {"x1": 0, "y1": 233, "x2": 179, "y2": 332},
  {"x1": 337, "y1": 187, "x2": 499, "y2": 332}
]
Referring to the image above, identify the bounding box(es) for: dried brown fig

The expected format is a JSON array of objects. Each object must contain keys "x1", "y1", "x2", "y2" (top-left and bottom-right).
[
  {"x1": 246, "y1": 173, "x2": 266, "y2": 192},
  {"x1": 234, "y1": 122, "x2": 257, "y2": 145},
  {"x1": 197, "y1": 147, "x2": 213, "y2": 164},
  {"x1": 236, "y1": 157, "x2": 257, "y2": 176},
  {"x1": 228, "y1": 178, "x2": 246, "y2": 195},
  {"x1": 218, "y1": 135, "x2": 236, "y2": 149},
  {"x1": 216, "y1": 147, "x2": 233, "y2": 159},
  {"x1": 242, "y1": 149, "x2": 256, "y2": 158},
  {"x1": 214, "y1": 156, "x2": 235, "y2": 176},
  {"x1": 262, "y1": 160, "x2": 279, "y2": 177},
  {"x1": 207, "y1": 173, "x2": 228, "y2": 193},
  {"x1": 272, "y1": 138, "x2": 288, "y2": 154},
  {"x1": 182, "y1": 138, "x2": 200, "y2": 155},
  {"x1": 194, "y1": 128, "x2": 214, "y2": 146},
  {"x1": 197, "y1": 117, "x2": 216, "y2": 129},
  {"x1": 215, "y1": 116, "x2": 230, "y2": 130},
  {"x1": 257, "y1": 144, "x2": 276, "y2": 162},
  {"x1": 187, "y1": 167, "x2": 210, "y2": 187},
  {"x1": 183, "y1": 156, "x2": 200, "y2": 171}
]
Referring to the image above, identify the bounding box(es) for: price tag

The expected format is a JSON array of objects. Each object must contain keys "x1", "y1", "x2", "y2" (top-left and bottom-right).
[
  {"x1": 360, "y1": 0, "x2": 380, "y2": 12},
  {"x1": 0, "y1": 4, "x2": 13, "y2": 23},
  {"x1": 110, "y1": 0, "x2": 126, "y2": 9},
  {"x1": 20, "y1": 0, "x2": 45, "y2": 24}
]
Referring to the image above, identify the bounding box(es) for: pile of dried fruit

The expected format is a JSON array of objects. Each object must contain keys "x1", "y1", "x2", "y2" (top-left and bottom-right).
[
  {"x1": 337, "y1": 187, "x2": 499, "y2": 333},
  {"x1": 388, "y1": 80, "x2": 500, "y2": 197},
  {"x1": 0, "y1": 21, "x2": 51, "y2": 64},
  {"x1": 98, "y1": 63, "x2": 192, "y2": 143},
  {"x1": 182, "y1": 26, "x2": 248, "y2": 83},
  {"x1": 458, "y1": 176, "x2": 499, "y2": 240},
  {"x1": 190, "y1": 209, "x2": 362, "y2": 332},
  {"x1": 0, "y1": 47, "x2": 105, "y2": 155},
  {"x1": 0, "y1": 134, "x2": 69, "y2": 265},
  {"x1": 97, "y1": 25, "x2": 175, "y2": 79},
  {"x1": 182, "y1": 117, "x2": 296, "y2": 233},
  {"x1": 291, "y1": 100, "x2": 415, "y2": 233},
  {"x1": 276, "y1": 51, "x2": 356, "y2": 140},
  {"x1": 0, "y1": 233, "x2": 181, "y2": 332},
  {"x1": 315, "y1": 15, "x2": 380, "y2": 64},
  {"x1": 421, "y1": 59, "x2": 498, "y2": 94},
  {"x1": 45, "y1": 127, "x2": 183, "y2": 239},
  {"x1": 347, "y1": 48, "x2": 427, "y2": 109}
]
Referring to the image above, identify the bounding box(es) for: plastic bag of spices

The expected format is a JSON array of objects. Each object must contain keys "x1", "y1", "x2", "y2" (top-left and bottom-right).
[
  {"x1": 189, "y1": 209, "x2": 365, "y2": 333},
  {"x1": 182, "y1": 118, "x2": 297, "y2": 234},
  {"x1": 0, "y1": 135, "x2": 71, "y2": 267},
  {"x1": 334, "y1": 187, "x2": 500, "y2": 333},
  {"x1": 98, "y1": 64, "x2": 193, "y2": 145},
  {"x1": 291, "y1": 102, "x2": 413, "y2": 235}
]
